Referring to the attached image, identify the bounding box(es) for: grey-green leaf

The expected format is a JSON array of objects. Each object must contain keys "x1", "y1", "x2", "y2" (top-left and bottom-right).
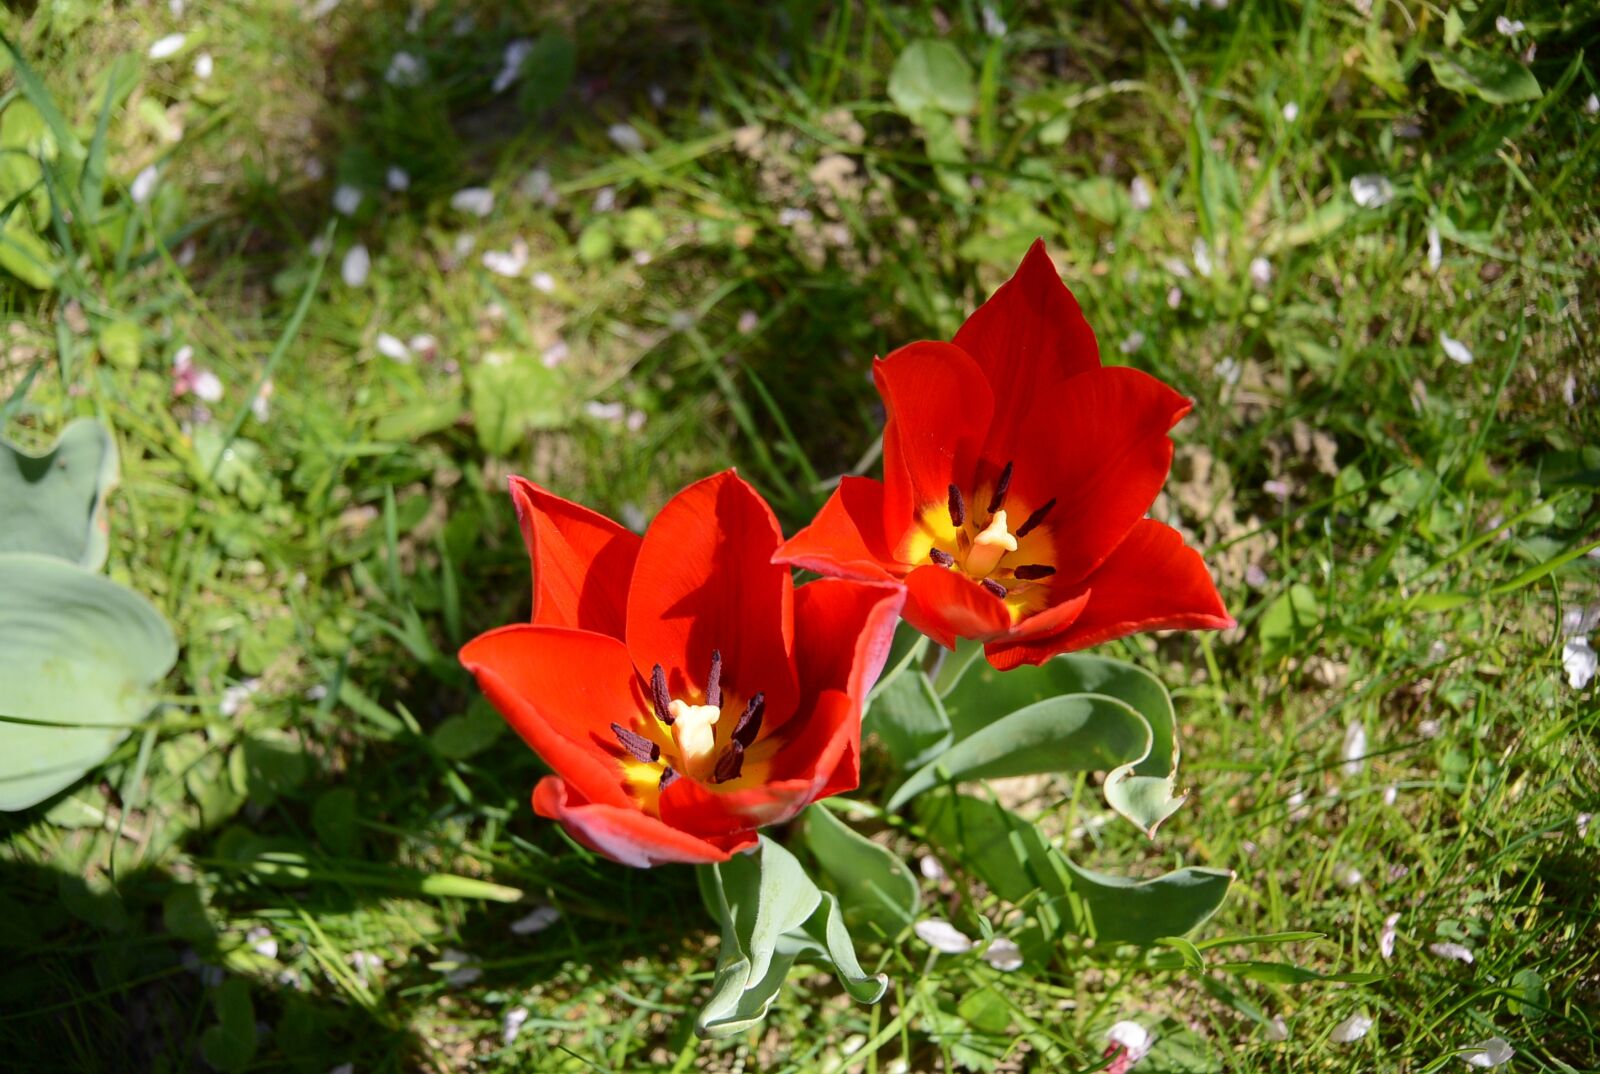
[
  {"x1": 0, "y1": 418, "x2": 118, "y2": 569},
  {"x1": 887, "y1": 40, "x2": 976, "y2": 116},
  {"x1": 785, "y1": 891, "x2": 889, "y2": 1004},
  {"x1": 0, "y1": 553, "x2": 176, "y2": 810},
  {"x1": 801, "y1": 804, "x2": 919, "y2": 937},
  {"x1": 1427, "y1": 48, "x2": 1542, "y2": 104},
  {"x1": 864, "y1": 668, "x2": 952, "y2": 770}
]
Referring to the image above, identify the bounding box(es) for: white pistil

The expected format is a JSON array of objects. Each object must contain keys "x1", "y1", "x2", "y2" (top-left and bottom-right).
[
  {"x1": 669, "y1": 699, "x2": 722, "y2": 778},
  {"x1": 965, "y1": 509, "x2": 1018, "y2": 578}
]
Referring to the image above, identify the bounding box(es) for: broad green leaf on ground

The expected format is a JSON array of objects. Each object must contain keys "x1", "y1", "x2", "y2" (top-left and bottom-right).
[
  {"x1": 920, "y1": 793, "x2": 1231, "y2": 945},
  {"x1": 1427, "y1": 48, "x2": 1541, "y2": 104},
  {"x1": 200, "y1": 978, "x2": 258, "y2": 1073},
  {"x1": 801, "y1": 804, "x2": 919, "y2": 936},
  {"x1": 0, "y1": 211, "x2": 56, "y2": 289},
  {"x1": 466, "y1": 352, "x2": 567, "y2": 455},
  {"x1": 887, "y1": 40, "x2": 976, "y2": 116},
  {"x1": 1258, "y1": 583, "x2": 1322, "y2": 661},
  {"x1": 0, "y1": 553, "x2": 176, "y2": 811},
  {"x1": 0, "y1": 418, "x2": 118, "y2": 569},
  {"x1": 781, "y1": 891, "x2": 889, "y2": 1004},
  {"x1": 863, "y1": 668, "x2": 951, "y2": 770}
]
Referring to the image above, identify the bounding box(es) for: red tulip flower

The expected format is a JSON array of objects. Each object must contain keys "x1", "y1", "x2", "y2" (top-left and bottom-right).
[
  {"x1": 775, "y1": 240, "x2": 1233, "y2": 669},
  {"x1": 460, "y1": 471, "x2": 903, "y2": 867}
]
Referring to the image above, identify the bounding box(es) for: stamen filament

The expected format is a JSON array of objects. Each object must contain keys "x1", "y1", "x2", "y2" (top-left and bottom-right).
[
  {"x1": 705, "y1": 649, "x2": 723, "y2": 707},
  {"x1": 1014, "y1": 498, "x2": 1056, "y2": 539},
  {"x1": 947, "y1": 484, "x2": 966, "y2": 528},
  {"x1": 929, "y1": 548, "x2": 955, "y2": 568},
  {"x1": 1013, "y1": 564, "x2": 1056, "y2": 580},
  {"x1": 651, "y1": 664, "x2": 673, "y2": 725},
  {"x1": 987, "y1": 461, "x2": 1014, "y2": 514},
  {"x1": 713, "y1": 741, "x2": 746, "y2": 784},
  {"x1": 659, "y1": 765, "x2": 679, "y2": 790},
  {"x1": 732, "y1": 692, "x2": 765, "y2": 749},
  {"x1": 981, "y1": 578, "x2": 1008, "y2": 600},
  {"x1": 611, "y1": 722, "x2": 660, "y2": 763}
]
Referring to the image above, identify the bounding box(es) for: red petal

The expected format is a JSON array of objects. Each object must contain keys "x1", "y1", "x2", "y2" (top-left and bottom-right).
[
  {"x1": 1050, "y1": 519, "x2": 1233, "y2": 652},
  {"x1": 982, "y1": 590, "x2": 1093, "y2": 670},
  {"x1": 1015, "y1": 366, "x2": 1192, "y2": 586},
  {"x1": 656, "y1": 773, "x2": 824, "y2": 837},
  {"x1": 510, "y1": 476, "x2": 640, "y2": 639},
  {"x1": 773, "y1": 477, "x2": 900, "y2": 582},
  {"x1": 900, "y1": 564, "x2": 1014, "y2": 648},
  {"x1": 953, "y1": 239, "x2": 1101, "y2": 401},
  {"x1": 460, "y1": 624, "x2": 641, "y2": 809},
  {"x1": 533, "y1": 777, "x2": 755, "y2": 867},
  {"x1": 874, "y1": 342, "x2": 995, "y2": 552},
  {"x1": 625, "y1": 470, "x2": 798, "y2": 718},
  {"x1": 779, "y1": 578, "x2": 906, "y2": 795}
]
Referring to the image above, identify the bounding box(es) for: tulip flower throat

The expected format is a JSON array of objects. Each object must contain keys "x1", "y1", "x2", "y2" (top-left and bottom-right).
[
  {"x1": 911, "y1": 460, "x2": 1058, "y2": 620},
  {"x1": 608, "y1": 649, "x2": 773, "y2": 812}
]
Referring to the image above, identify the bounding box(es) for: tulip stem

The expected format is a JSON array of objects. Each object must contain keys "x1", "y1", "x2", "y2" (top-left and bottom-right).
[{"x1": 921, "y1": 642, "x2": 947, "y2": 681}]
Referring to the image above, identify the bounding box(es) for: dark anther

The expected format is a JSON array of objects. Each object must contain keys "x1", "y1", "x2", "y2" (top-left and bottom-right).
[
  {"x1": 987, "y1": 461, "x2": 1014, "y2": 514},
  {"x1": 1013, "y1": 564, "x2": 1056, "y2": 580},
  {"x1": 733, "y1": 692, "x2": 766, "y2": 749},
  {"x1": 1014, "y1": 497, "x2": 1057, "y2": 539},
  {"x1": 713, "y1": 741, "x2": 746, "y2": 784},
  {"x1": 651, "y1": 664, "x2": 673, "y2": 724},
  {"x1": 706, "y1": 649, "x2": 723, "y2": 708},
  {"x1": 947, "y1": 484, "x2": 966, "y2": 528},
  {"x1": 611, "y1": 722, "x2": 660, "y2": 763},
  {"x1": 929, "y1": 548, "x2": 955, "y2": 568},
  {"x1": 659, "y1": 765, "x2": 679, "y2": 790},
  {"x1": 981, "y1": 578, "x2": 1008, "y2": 600}
]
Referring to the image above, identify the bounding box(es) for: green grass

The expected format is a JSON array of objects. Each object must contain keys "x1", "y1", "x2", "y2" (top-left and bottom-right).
[{"x1": 1, "y1": 0, "x2": 1597, "y2": 1070}]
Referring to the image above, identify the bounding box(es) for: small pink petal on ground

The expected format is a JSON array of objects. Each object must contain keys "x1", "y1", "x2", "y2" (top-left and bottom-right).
[
  {"x1": 149, "y1": 33, "x2": 186, "y2": 60},
  {"x1": 981, "y1": 937, "x2": 1022, "y2": 971},
  {"x1": 1458, "y1": 1037, "x2": 1513, "y2": 1068},
  {"x1": 510, "y1": 906, "x2": 560, "y2": 935},
  {"x1": 450, "y1": 187, "x2": 495, "y2": 217},
  {"x1": 342, "y1": 244, "x2": 371, "y2": 287},
  {"x1": 1428, "y1": 942, "x2": 1474, "y2": 964},
  {"x1": 1380, "y1": 912, "x2": 1400, "y2": 960},
  {"x1": 1330, "y1": 1013, "x2": 1373, "y2": 1043},
  {"x1": 1103, "y1": 1021, "x2": 1153, "y2": 1074},
  {"x1": 502, "y1": 1005, "x2": 529, "y2": 1045},
  {"x1": 914, "y1": 919, "x2": 974, "y2": 955}
]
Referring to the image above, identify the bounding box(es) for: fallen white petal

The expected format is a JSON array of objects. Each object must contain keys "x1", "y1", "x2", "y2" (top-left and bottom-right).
[
  {"x1": 510, "y1": 906, "x2": 560, "y2": 935},
  {"x1": 1576, "y1": 812, "x2": 1591, "y2": 838},
  {"x1": 482, "y1": 243, "x2": 528, "y2": 278},
  {"x1": 584, "y1": 401, "x2": 625, "y2": 422},
  {"x1": 1494, "y1": 16, "x2": 1524, "y2": 35},
  {"x1": 1266, "y1": 1015, "x2": 1290, "y2": 1041},
  {"x1": 493, "y1": 39, "x2": 534, "y2": 94},
  {"x1": 386, "y1": 166, "x2": 410, "y2": 192},
  {"x1": 1350, "y1": 174, "x2": 1394, "y2": 208},
  {"x1": 246, "y1": 926, "x2": 278, "y2": 959},
  {"x1": 193, "y1": 370, "x2": 225, "y2": 404},
  {"x1": 341, "y1": 243, "x2": 371, "y2": 287},
  {"x1": 450, "y1": 187, "x2": 495, "y2": 217},
  {"x1": 1249, "y1": 256, "x2": 1273, "y2": 289},
  {"x1": 1341, "y1": 721, "x2": 1367, "y2": 777},
  {"x1": 1458, "y1": 1037, "x2": 1514, "y2": 1068},
  {"x1": 1330, "y1": 1013, "x2": 1373, "y2": 1043},
  {"x1": 1120, "y1": 331, "x2": 1145, "y2": 355},
  {"x1": 1429, "y1": 941, "x2": 1475, "y2": 964},
  {"x1": 1282, "y1": 101, "x2": 1300, "y2": 122},
  {"x1": 541, "y1": 340, "x2": 569, "y2": 368},
  {"x1": 131, "y1": 165, "x2": 160, "y2": 205},
  {"x1": 1440, "y1": 332, "x2": 1474, "y2": 365},
  {"x1": 1588, "y1": 94, "x2": 1600, "y2": 116},
  {"x1": 608, "y1": 123, "x2": 645, "y2": 152},
  {"x1": 982, "y1": 4, "x2": 1008, "y2": 37},
  {"x1": 1383, "y1": 784, "x2": 1398, "y2": 805},
  {"x1": 1192, "y1": 238, "x2": 1214, "y2": 278},
  {"x1": 1380, "y1": 912, "x2": 1400, "y2": 960},
  {"x1": 502, "y1": 1005, "x2": 529, "y2": 1044},
  {"x1": 1129, "y1": 176, "x2": 1153, "y2": 212},
  {"x1": 531, "y1": 272, "x2": 556, "y2": 294},
  {"x1": 376, "y1": 333, "x2": 411, "y2": 362},
  {"x1": 149, "y1": 33, "x2": 186, "y2": 60},
  {"x1": 1562, "y1": 638, "x2": 1596, "y2": 689},
  {"x1": 193, "y1": 52, "x2": 213, "y2": 80},
  {"x1": 251, "y1": 380, "x2": 273, "y2": 423},
  {"x1": 592, "y1": 186, "x2": 616, "y2": 213},
  {"x1": 737, "y1": 309, "x2": 760, "y2": 335},
  {"x1": 333, "y1": 184, "x2": 363, "y2": 216},
  {"x1": 914, "y1": 919, "x2": 974, "y2": 954},
  {"x1": 219, "y1": 679, "x2": 258, "y2": 716},
  {"x1": 385, "y1": 51, "x2": 424, "y2": 87},
  {"x1": 981, "y1": 937, "x2": 1023, "y2": 971},
  {"x1": 1105, "y1": 1021, "x2": 1153, "y2": 1063},
  {"x1": 625, "y1": 409, "x2": 647, "y2": 433},
  {"x1": 918, "y1": 855, "x2": 945, "y2": 881},
  {"x1": 1427, "y1": 224, "x2": 1442, "y2": 272}
]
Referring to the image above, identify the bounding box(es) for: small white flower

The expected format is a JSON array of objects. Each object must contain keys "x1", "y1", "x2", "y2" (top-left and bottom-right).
[
  {"x1": 341, "y1": 243, "x2": 371, "y2": 287},
  {"x1": 219, "y1": 679, "x2": 259, "y2": 717},
  {"x1": 131, "y1": 165, "x2": 160, "y2": 205},
  {"x1": 531, "y1": 271, "x2": 556, "y2": 294},
  {"x1": 440, "y1": 947, "x2": 481, "y2": 987},
  {"x1": 1215, "y1": 356, "x2": 1241, "y2": 385},
  {"x1": 1495, "y1": 16, "x2": 1524, "y2": 35},
  {"x1": 1380, "y1": 912, "x2": 1400, "y2": 959},
  {"x1": 737, "y1": 309, "x2": 760, "y2": 335},
  {"x1": 1263, "y1": 478, "x2": 1290, "y2": 501},
  {"x1": 1341, "y1": 721, "x2": 1367, "y2": 777},
  {"x1": 541, "y1": 340, "x2": 569, "y2": 368},
  {"x1": 192, "y1": 369, "x2": 224, "y2": 403},
  {"x1": 1419, "y1": 718, "x2": 1442, "y2": 738},
  {"x1": 1282, "y1": 101, "x2": 1300, "y2": 122},
  {"x1": 246, "y1": 926, "x2": 278, "y2": 959},
  {"x1": 149, "y1": 33, "x2": 186, "y2": 60},
  {"x1": 1166, "y1": 285, "x2": 1182, "y2": 309},
  {"x1": 1577, "y1": 813, "x2": 1591, "y2": 838},
  {"x1": 502, "y1": 1005, "x2": 529, "y2": 1045},
  {"x1": 1162, "y1": 256, "x2": 1193, "y2": 279},
  {"x1": 608, "y1": 123, "x2": 645, "y2": 152},
  {"x1": 193, "y1": 52, "x2": 214, "y2": 80},
  {"x1": 1249, "y1": 256, "x2": 1273, "y2": 289},
  {"x1": 1192, "y1": 237, "x2": 1214, "y2": 278},
  {"x1": 1129, "y1": 176, "x2": 1153, "y2": 212},
  {"x1": 251, "y1": 380, "x2": 273, "y2": 422},
  {"x1": 1119, "y1": 331, "x2": 1145, "y2": 355},
  {"x1": 1330, "y1": 1013, "x2": 1373, "y2": 1043},
  {"x1": 1429, "y1": 941, "x2": 1475, "y2": 964},
  {"x1": 585, "y1": 400, "x2": 626, "y2": 422},
  {"x1": 626, "y1": 409, "x2": 648, "y2": 433},
  {"x1": 386, "y1": 166, "x2": 410, "y2": 192},
  {"x1": 1266, "y1": 1015, "x2": 1290, "y2": 1041},
  {"x1": 482, "y1": 240, "x2": 529, "y2": 278},
  {"x1": 385, "y1": 51, "x2": 424, "y2": 87},
  {"x1": 349, "y1": 950, "x2": 382, "y2": 980},
  {"x1": 914, "y1": 919, "x2": 974, "y2": 954},
  {"x1": 450, "y1": 186, "x2": 495, "y2": 217},
  {"x1": 1427, "y1": 224, "x2": 1442, "y2": 272},
  {"x1": 1440, "y1": 331, "x2": 1474, "y2": 365},
  {"x1": 1350, "y1": 174, "x2": 1395, "y2": 208},
  {"x1": 1383, "y1": 784, "x2": 1398, "y2": 805},
  {"x1": 520, "y1": 167, "x2": 554, "y2": 202},
  {"x1": 510, "y1": 906, "x2": 560, "y2": 935},
  {"x1": 592, "y1": 186, "x2": 617, "y2": 212},
  {"x1": 918, "y1": 855, "x2": 945, "y2": 881},
  {"x1": 1458, "y1": 1037, "x2": 1514, "y2": 1068},
  {"x1": 1171, "y1": 15, "x2": 1190, "y2": 39},
  {"x1": 1562, "y1": 638, "x2": 1596, "y2": 689},
  {"x1": 981, "y1": 4, "x2": 1008, "y2": 37},
  {"x1": 493, "y1": 38, "x2": 534, "y2": 94},
  {"x1": 333, "y1": 184, "x2": 363, "y2": 216},
  {"x1": 1105, "y1": 1021, "x2": 1153, "y2": 1066},
  {"x1": 982, "y1": 937, "x2": 1022, "y2": 971},
  {"x1": 376, "y1": 333, "x2": 411, "y2": 362}
]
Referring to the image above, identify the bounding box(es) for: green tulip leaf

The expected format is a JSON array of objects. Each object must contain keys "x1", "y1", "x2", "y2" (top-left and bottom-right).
[
  {"x1": 200, "y1": 978, "x2": 258, "y2": 1073},
  {"x1": 863, "y1": 668, "x2": 952, "y2": 770},
  {"x1": 0, "y1": 418, "x2": 118, "y2": 569},
  {"x1": 887, "y1": 39, "x2": 976, "y2": 117},
  {"x1": 781, "y1": 891, "x2": 889, "y2": 1004},
  {"x1": 1427, "y1": 48, "x2": 1541, "y2": 105},
  {"x1": 941, "y1": 653, "x2": 1188, "y2": 835},
  {"x1": 0, "y1": 553, "x2": 176, "y2": 811},
  {"x1": 801, "y1": 804, "x2": 919, "y2": 937},
  {"x1": 920, "y1": 793, "x2": 1231, "y2": 945}
]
